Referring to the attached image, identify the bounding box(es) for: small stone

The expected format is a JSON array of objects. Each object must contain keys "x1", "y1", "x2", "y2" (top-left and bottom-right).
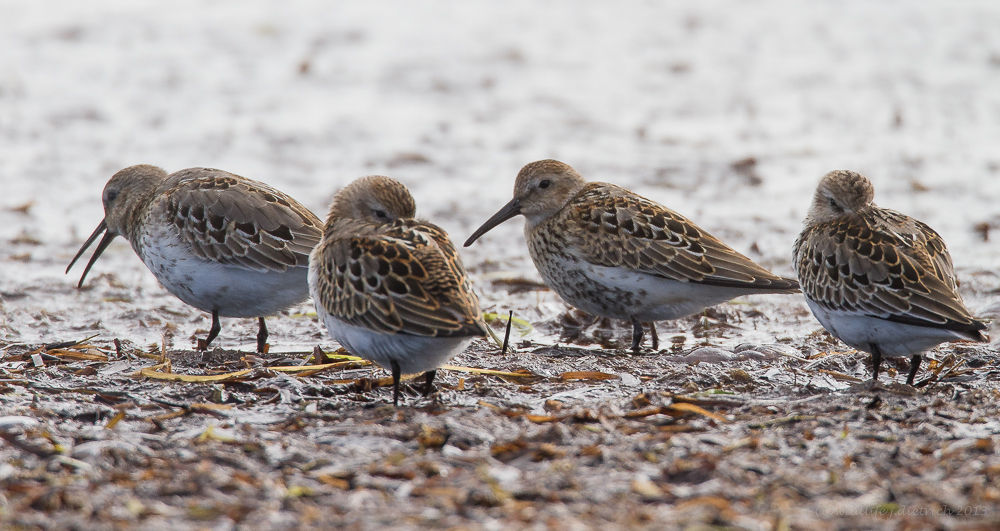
[{"x1": 679, "y1": 347, "x2": 735, "y2": 363}]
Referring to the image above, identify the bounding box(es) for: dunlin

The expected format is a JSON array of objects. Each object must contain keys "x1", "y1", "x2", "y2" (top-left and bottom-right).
[
  {"x1": 67, "y1": 165, "x2": 322, "y2": 352},
  {"x1": 309, "y1": 176, "x2": 486, "y2": 405},
  {"x1": 793, "y1": 170, "x2": 987, "y2": 385},
  {"x1": 464, "y1": 159, "x2": 799, "y2": 352}
]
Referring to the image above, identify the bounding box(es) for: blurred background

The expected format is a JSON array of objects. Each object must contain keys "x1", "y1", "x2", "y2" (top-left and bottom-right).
[{"x1": 2, "y1": 0, "x2": 999, "y2": 347}]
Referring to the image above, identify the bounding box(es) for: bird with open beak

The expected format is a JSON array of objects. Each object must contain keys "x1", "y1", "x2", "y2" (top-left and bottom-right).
[{"x1": 67, "y1": 165, "x2": 322, "y2": 352}]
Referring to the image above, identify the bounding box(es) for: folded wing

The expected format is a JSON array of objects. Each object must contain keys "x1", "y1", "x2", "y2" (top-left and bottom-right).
[
  {"x1": 160, "y1": 168, "x2": 323, "y2": 271},
  {"x1": 312, "y1": 220, "x2": 485, "y2": 338},
  {"x1": 565, "y1": 184, "x2": 799, "y2": 291},
  {"x1": 794, "y1": 210, "x2": 985, "y2": 337}
]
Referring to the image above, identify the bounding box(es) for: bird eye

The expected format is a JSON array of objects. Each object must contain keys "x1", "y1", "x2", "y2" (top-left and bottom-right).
[
  {"x1": 374, "y1": 209, "x2": 388, "y2": 219},
  {"x1": 538, "y1": 179, "x2": 551, "y2": 189},
  {"x1": 106, "y1": 190, "x2": 118, "y2": 203},
  {"x1": 827, "y1": 197, "x2": 838, "y2": 209}
]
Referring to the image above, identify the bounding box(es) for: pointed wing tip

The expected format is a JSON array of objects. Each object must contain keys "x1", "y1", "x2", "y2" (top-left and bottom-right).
[
  {"x1": 952, "y1": 322, "x2": 989, "y2": 343},
  {"x1": 969, "y1": 319, "x2": 989, "y2": 342},
  {"x1": 774, "y1": 277, "x2": 801, "y2": 292},
  {"x1": 440, "y1": 322, "x2": 489, "y2": 338},
  {"x1": 731, "y1": 275, "x2": 800, "y2": 293}
]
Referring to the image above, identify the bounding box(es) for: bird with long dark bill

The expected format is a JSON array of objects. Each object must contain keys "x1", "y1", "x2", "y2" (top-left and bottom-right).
[
  {"x1": 67, "y1": 165, "x2": 322, "y2": 352},
  {"x1": 465, "y1": 159, "x2": 799, "y2": 352}
]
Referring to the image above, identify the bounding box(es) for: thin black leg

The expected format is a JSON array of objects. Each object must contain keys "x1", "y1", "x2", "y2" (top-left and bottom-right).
[
  {"x1": 648, "y1": 322, "x2": 659, "y2": 351},
  {"x1": 906, "y1": 354, "x2": 921, "y2": 386},
  {"x1": 256, "y1": 317, "x2": 268, "y2": 353},
  {"x1": 390, "y1": 360, "x2": 402, "y2": 406},
  {"x1": 869, "y1": 343, "x2": 882, "y2": 383},
  {"x1": 423, "y1": 370, "x2": 437, "y2": 397},
  {"x1": 205, "y1": 309, "x2": 222, "y2": 349},
  {"x1": 630, "y1": 317, "x2": 644, "y2": 353},
  {"x1": 501, "y1": 310, "x2": 513, "y2": 355}
]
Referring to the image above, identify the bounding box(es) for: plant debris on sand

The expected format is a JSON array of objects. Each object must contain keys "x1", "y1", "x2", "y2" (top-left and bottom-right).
[
  {"x1": 2, "y1": 308, "x2": 999, "y2": 530},
  {"x1": 3, "y1": 1, "x2": 1000, "y2": 528}
]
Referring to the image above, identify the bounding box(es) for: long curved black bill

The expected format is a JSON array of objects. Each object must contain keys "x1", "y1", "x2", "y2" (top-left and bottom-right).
[
  {"x1": 463, "y1": 198, "x2": 521, "y2": 247},
  {"x1": 65, "y1": 220, "x2": 117, "y2": 288}
]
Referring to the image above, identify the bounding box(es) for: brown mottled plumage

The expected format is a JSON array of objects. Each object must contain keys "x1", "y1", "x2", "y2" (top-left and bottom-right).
[
  {"x1": 67, "y1": 165, "x2": 322, "y2": 352},
  {"x1": 309, "y1": 176, "x2": 486, "y2": 405},
  {"x1": 161, "y1": 169, "x2": 320, "y2": 271},
  {"x1": 465, "y1": 159, "x2": 799, "y2": 352},
  {"x1": 794, "y1": 170, "x2": 987, "y2": 385}
]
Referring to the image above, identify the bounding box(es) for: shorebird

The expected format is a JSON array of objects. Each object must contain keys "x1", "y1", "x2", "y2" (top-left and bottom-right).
[
  {"x1": 793, "y1": 170, "x2": 987, "y2": 385},
  {"x1": 309, "y1": 176, "x2": 487, "y2": 405},
  {"x1": 67, "y1": 165, "x2": 322, "y2": 352},
  {"x1": 464, "y1": 159, "x2": 799, "y2": 352}
]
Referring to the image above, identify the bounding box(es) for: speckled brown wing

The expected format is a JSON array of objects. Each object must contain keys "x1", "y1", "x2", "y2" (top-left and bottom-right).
[
  {"x1": 793, "y1": 208, "x2": 984, "y2": 335},
  {"x1": 158, "y1": 168, "x2": 322, "y2": 271},
  {"x1": 312, "y1": 219, "x2": 485, "y2": 338},
  {"x1": 873, "y1": 209, "x2": 959, "y2": 291},
  {"x1": 560, "y1": 183, "x2": 799, "y2": 291}
]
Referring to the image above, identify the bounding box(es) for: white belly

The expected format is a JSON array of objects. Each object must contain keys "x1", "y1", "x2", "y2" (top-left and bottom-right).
[
  {"x1": 308, "y1": 261, "x2": 475, "y2": 374},
  {"x1": 318, "y1": 313, "x2": 474, "y2": 374},
  {"x1": 139, "y1": 234, "x2": 310, "y2": 317},
  {"x1": 805, "y1": 300, "x2": 966, "y2": 357},
  {"x1": 533, "y1": 249, "x2": 759, "y2": 322}
]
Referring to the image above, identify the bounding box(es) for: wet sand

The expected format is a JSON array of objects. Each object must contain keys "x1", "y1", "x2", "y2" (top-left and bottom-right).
[
  {"x1": 2, "y1": 250, "x2": 999, "y2": 529},
  {"x1": 3, "y1": 1, "x2": 1000, "y2": 529}
]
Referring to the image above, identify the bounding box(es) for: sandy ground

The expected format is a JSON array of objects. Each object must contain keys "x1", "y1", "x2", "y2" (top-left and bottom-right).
[{"x1": 2, "y1": 1, "x2": 1000, "y2": 529}]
